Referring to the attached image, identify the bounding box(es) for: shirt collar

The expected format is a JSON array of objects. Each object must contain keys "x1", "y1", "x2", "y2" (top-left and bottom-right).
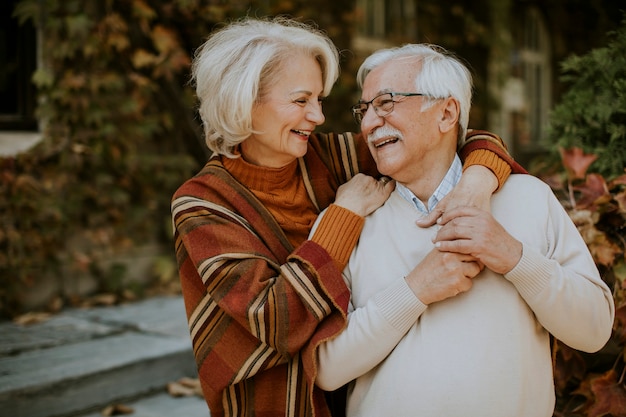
[{"x1": 396, "y1": 155, "x2": 463, "y2": 215}]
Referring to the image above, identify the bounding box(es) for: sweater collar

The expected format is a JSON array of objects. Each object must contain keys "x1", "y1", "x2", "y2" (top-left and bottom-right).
[{"x1": 222, "y1": 148, "x2": 299, "y2": 193}]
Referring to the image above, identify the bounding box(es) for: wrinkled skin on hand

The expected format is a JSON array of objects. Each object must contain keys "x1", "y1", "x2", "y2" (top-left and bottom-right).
[
  {"x1": 432, "y1": 206, "x2": 523, "y2": 275},
  {"x1": 334, "y1": 173, "x2": 395, "y2": 217},
  {"x1": 404, "y1": 249, "x2": 483, "y2": 305}
]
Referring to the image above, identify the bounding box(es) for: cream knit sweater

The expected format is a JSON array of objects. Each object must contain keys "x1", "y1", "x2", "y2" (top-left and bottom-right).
[{"x1": 316, "y1": 174, "x2": 614, "y2": 417}]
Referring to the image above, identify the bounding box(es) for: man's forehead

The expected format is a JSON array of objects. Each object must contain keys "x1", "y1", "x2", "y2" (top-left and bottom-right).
[{"x1": 363, "y1": 61, "x2": 416, "y2": 94}]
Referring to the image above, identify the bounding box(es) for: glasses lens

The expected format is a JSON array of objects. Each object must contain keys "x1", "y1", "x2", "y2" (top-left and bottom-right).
[
  {"x1": 351, "y1": 104, "x2": 367, "y2": 124},
  {"x1": 374, "y1": 93, "x2": 395, "y2": 116}
]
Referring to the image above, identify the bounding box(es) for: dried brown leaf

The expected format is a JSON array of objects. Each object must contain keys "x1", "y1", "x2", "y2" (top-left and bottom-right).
[
  {"x1": 588, "y1": 233, "x2": 622, "y2": 267},
  {"x1": 573, "y1": 173, "x2": 610, "y2": 209},
  {"x1": 132, "y1": 49, "x2": 158, "y2": 69},
  {"x1": 101, "y1": 403, "x2": 134, "y2": 416},
  {"x1": 553, "y1": 342, "x2": 587, "y2": 394},
  {"x1": 613, "y1": 303, "x2": 626, "y2": 344},
  {"x1": 615, "y1": 189, "x2": 626, "y2": 213},
  {"x1": 81, "y1": 293, "x2": 118, "y2": 308},
  {"x1": 48, "y1": 296, "x2": 64, "y2": 313},
  {"x1": 167, "y1": 377, "x2": 203, "y2": 397},
  {"x1": 586, "y1": 370, "x2": 626, "y2": 417},
  {"x1": 152, "y1": 25, "x2": 178, "y2": 54},
  {"x1": 13, "y1": 311, "x2": 52, "y2": 326}
]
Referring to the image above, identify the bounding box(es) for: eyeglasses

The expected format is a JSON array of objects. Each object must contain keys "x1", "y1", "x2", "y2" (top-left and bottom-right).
[{"x1": 351, "y1": 92, "x2": 425, "y2": 124}]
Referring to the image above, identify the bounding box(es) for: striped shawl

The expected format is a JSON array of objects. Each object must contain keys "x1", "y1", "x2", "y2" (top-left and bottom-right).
[{"x1": 172, "y1": 132, "x2": 374, "y2": 417}]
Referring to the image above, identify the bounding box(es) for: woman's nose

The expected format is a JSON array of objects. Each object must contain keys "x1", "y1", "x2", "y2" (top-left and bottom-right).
[{"x1": 308, "y1": 101, "x2": 325, "y2": 125}]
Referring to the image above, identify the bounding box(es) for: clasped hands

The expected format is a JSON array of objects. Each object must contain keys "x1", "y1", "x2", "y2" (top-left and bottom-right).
[{"x1": 406, "y1": 195, "x2": 523, "y2": 306}]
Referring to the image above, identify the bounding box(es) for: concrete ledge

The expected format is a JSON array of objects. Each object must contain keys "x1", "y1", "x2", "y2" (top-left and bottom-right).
[
  {"x1": 0, "y1": 332, "x2": 197, "y2": 417},
  {"x1": 77, "y1": 392, "x2": 210, "y2": 417},
  {"x1": 0, "y1": 296, "x2": 199, "y2": 417},
  {"x1": 0, "y1": 131, "x2": 42, "y2": 157}
]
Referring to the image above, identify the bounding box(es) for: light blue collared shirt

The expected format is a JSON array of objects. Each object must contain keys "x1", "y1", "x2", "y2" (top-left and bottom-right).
[{"x1": 396, "y1": 155, "x2": 463, "y2": 215}]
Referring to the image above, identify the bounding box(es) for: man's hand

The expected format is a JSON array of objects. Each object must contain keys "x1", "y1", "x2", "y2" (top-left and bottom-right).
[
  {"x1": 405, "y1": 249, "x2": 483, "y2": 305},
  {"x1": 432, "y1": 206, "x2": 522, "y2": 275},
  {"x1": 416, "y1": 165, "x2": 497, "y2": 227}
]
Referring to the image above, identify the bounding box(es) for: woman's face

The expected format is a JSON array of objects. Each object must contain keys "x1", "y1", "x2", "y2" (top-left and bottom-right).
[{"x1": 241, "y1": 53, "x2": 326, "y2": 168}]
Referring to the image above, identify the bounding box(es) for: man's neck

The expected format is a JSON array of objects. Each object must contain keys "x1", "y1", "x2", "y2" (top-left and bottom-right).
[
  {"x1": 397, "y1": 154, "x2": 462, "y2": 214},
  {"x1": 402, "y1": 152, "x2": 456, "y2": 203}
]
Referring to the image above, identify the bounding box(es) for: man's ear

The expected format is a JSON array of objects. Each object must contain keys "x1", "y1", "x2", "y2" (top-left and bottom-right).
[{"x1": 438, "y1": 97, "x2": 460, "y2": 133}]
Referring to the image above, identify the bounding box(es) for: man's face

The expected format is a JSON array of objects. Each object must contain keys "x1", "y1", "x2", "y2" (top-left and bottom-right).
[{"x1": 359, "y1": 59, "x2": 446, "y2": 184}]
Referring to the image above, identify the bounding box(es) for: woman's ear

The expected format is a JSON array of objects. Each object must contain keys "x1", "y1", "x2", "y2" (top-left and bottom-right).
[{"x1": 438, "y1": 97, "x2": 460, "y2": 133}]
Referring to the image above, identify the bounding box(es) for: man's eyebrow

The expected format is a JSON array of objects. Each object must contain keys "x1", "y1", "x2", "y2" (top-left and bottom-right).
[{"x1": 358, "y1": 89, "x2": 392, "y2": 103}]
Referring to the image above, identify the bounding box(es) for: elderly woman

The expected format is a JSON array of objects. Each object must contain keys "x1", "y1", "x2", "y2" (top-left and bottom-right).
[{"x1": 171, "y1": 16, "x2": 523, "y2": 417}]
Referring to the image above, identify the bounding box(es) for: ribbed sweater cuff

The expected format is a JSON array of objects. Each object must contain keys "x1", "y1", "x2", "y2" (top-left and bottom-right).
[
  {"x1": 463, "y1": 149, "x2": 512, "y2": 191},
  {"x1": 504, "y1": 244, "x2": 553, "y2": 298},
  {"x1": 374, "y1": 279, "x2": 427, "y2": 332},
  {"x1": 310, "y1": 204, "x2": 364, "y2": 271}
]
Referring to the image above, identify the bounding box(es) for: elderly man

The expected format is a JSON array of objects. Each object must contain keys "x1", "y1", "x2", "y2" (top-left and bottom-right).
[{"x1": 314, "y1": 44, "x2": 614, "y2": 417}]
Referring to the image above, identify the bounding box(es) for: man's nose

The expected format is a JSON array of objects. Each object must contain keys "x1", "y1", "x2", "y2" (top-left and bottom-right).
[{"x1": 360, "y1": 105, "x2": 384, "y2": 135}]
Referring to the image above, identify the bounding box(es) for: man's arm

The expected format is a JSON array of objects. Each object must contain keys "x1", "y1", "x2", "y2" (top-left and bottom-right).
[
  {"x1": 432, "y1": 184, "x2": 614, "y2": 353},
  {"x1": 316, "y1": 250, "x2": 481, "y2": 391},
  {"x1": 316, "y1": 278, "x2": 425, "y2": 391}
]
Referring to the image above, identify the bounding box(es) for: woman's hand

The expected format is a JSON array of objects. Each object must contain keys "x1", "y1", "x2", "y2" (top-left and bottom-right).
[
  {"x1": 416, "y1": 165, "x2": 497, "y2": 227},
  {"x1": 334, "y1": 174, "x2": 394, "y2": 217}
]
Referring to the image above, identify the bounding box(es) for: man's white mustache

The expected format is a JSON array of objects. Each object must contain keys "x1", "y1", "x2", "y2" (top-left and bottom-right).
[{"x1": 368, "y1": 126, "x2": 403, "y2": 144}]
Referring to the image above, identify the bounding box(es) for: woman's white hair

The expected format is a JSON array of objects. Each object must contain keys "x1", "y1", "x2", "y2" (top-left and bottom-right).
[
  {"x1": 356, "y1": 44, "x2": 473, "y2": 145},
  {"x1": 191, "y1": 16, "x2": 340, "y2": 157}
]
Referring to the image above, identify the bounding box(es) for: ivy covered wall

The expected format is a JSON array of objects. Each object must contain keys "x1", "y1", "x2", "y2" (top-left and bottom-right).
[{"x1": 2, "y1": 0, "x2": 622, "y2": 316}]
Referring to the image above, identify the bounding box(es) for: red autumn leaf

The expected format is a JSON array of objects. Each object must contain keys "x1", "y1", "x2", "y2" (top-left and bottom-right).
[
  {"x1": 540, "y1": 172, "x2": 566, "y2": 192},
  {"x1": 586, "y1": 370, "x2": 626, "y2": 417},
  {"x1": 553, "y1": 341, "x2": 588, "y2": 394},
  {"x1": 560, "y1": 147, "x2": 599, "y2": 180},
  {"x1": 609, "y1": 173, "x2": 626, "y2": 187},
  {"x1": 572, "y1": 173, "x2": 610, "y2": 209},
  {"x1": 560, "y1": 147, "x2": 598, "y2": 180}
]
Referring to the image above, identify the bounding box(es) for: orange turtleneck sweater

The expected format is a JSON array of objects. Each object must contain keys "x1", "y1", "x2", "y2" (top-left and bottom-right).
[{"x1": 223, "y1": 154, "x2": 363, "y2": 271}]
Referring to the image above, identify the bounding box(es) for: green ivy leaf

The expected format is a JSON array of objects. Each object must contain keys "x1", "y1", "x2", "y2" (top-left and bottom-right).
[{"x1": 31, "y1": 68, "x2": 55, "y2": 88}]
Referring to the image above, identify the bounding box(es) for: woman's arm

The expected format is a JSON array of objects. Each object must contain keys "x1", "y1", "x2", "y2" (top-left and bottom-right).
[
  {"x1": 459, "y1": 129, "x2": 528, "y2": 183},
  {"x1": 416, "y1": 130, "x2": 528, "y2": 226},
  {"x1": 171, "y1": 163, "x2": 352, "y2": 383},
  {"x1": 310, "y1": 174, "x2": 394, "y2": 270}
]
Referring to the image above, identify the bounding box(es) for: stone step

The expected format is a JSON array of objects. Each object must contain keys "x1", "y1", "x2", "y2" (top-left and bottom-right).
[
  {"x1": 0, "y1": 296, "x2": 200, "y2": 417},
  {"x1": 74, "y1": 391, "x2": 210, "y2": 417}
]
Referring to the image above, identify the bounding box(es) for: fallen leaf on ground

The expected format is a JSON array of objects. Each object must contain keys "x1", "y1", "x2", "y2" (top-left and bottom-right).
[
  {"x1": 167, "y1": 377, "x2": 203, "y2": 397},
  {"x1": 13, "y1": 311, "x2": 52, "y2": 326},
  {"x1": 81, "y1": 293, "x2": 118, "y2": 307},
  {"x1": 101, "y1": 403, "x2": 134, "y2": 416}
]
